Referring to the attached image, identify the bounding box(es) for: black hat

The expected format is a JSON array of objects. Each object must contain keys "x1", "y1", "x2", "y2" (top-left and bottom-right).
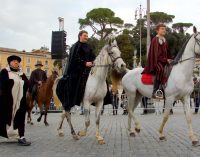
[
  {"x1": 7, "y1": 55, "x2": 21, "y2": 64},
  {"x1": 35, "y1": 61, "x2": 43, "y2": 66}
]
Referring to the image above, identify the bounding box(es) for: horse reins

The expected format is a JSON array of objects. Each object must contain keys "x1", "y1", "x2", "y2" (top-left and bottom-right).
[
  {"x1": 174, "y1": 33, "x2": 200, "y2": 64},
  {"x1": 93, "y1": 45, "x2": 122, "y2": 68}
]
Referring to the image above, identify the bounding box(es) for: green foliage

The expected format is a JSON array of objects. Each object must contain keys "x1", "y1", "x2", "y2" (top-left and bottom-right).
[
  {"x1": 172, "y1": 22, "x2": 193, "y2": 34},
  {"x1": 149, "y1": 12, "x2": 175, "y2": 25},
  {"x1": 88, "y1": 37, "x2": 106, "y2": 55},
  {"x1": 53, "y1": 60, "x2": 62, "y2": 69},
  {"x1": 116, "y1": 31, "x2": 134, "y2": 69},
  {"x1": 79, "y1": 8, "x2": 124, "y2": 40}
]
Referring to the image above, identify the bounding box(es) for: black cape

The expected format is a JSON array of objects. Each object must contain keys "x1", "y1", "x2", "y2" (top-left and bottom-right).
[
  {"x1": 56, "y1": 41, "x2": 96, "y2": 111},
  {"x1": 0, "y1": 68, "x2": 28, "y2": 138}
]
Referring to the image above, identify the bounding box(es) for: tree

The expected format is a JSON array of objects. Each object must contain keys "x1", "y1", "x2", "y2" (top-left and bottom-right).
[
  {"x1": 172, "y1": 22, "x2": 193, "y2": 34},
  {"x1": 79, "y1": 8, "x2": 124, "y2": 40},
  {"x1": 116, "y1": 30, "x2": 134, "y2": 69},
  {"x1": 150, "y1": 12, "x2": 175, "y2": 25}
]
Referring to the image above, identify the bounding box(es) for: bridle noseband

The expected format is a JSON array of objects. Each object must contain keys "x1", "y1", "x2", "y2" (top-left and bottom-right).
[{"x1": 107, "y1": 45, "x2": 122, "y2": 68}]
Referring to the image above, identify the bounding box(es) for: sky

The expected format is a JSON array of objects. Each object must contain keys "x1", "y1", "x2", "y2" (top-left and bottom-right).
[{"x1": 0, "y1": 0, "x2": 200, "y2": 52}]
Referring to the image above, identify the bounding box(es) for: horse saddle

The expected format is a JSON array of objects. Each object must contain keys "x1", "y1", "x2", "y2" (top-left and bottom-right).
[{"x1": 141, "y1": 65, "x2": 173, "y2": 85}]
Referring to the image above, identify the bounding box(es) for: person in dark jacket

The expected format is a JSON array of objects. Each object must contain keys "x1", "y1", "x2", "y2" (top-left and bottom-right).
[
  {"x1": 56, "y1": 30, "x2": 96, "y2": 111},
  {"x1": 29, "y1": 61, "x2": 47, "y2": 101},
  {"x1": 142, "y1": 23, "x2": 173, "y2": 99},
  {"x1": 0, "y1": 55, "x2": 31, "y2": 146}
]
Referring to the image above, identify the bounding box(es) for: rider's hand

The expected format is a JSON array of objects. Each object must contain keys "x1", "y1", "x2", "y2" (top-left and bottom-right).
[
  {"x1": 167, "y1": 59, "x2": 173, "y2": 64},
  {"x1": 86, "y1": 62, "x2": 93, "y2": 67},
  {"x1": 38, "y1": 81, "x2": 42, "y2": 85}
]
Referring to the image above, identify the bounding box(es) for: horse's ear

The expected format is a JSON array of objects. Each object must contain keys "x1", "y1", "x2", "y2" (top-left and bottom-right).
[
  {"x1": 193, "y1": 26, "x2": 197, "y2": 34},
  {"x1": 113, "y1": 39, "x2": 117, "y2": 46},
  {"x1": 108, "y1": 38, "x2": 112, "y2": 46}
]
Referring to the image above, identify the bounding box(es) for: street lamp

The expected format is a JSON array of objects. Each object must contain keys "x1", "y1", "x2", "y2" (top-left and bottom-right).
[
  {"x1": 135, "y1": 4, "x2": 146, "y2": 67},
  {"x1": 133, "y1": 49, "x2": 137, "y2": 69}
]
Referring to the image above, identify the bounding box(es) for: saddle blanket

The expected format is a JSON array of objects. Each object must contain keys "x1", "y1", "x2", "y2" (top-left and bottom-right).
[{"x1": 141, "y1": 74, "x2": 153, "y2": 85}]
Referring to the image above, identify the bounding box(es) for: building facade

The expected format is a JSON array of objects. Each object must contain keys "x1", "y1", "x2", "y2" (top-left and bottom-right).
[{"x1": 0, "y1": 47, "x2": 55, "y2": 77}]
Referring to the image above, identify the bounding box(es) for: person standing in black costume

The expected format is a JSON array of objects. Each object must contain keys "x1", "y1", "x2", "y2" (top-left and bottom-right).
[
  {"x1": 0, "y1": 55, "x2": 31, "y2": 146},
  {"x1": 56, "y1": 30, "x2": 96, "y2": 111}
]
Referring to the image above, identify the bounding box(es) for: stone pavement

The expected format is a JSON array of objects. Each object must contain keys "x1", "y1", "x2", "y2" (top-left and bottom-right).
[{"x1": 1, "y1": 108, "x2": 200, "y2": 157}]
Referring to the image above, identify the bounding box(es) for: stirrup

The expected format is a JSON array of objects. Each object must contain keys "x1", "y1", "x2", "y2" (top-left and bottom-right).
[{"x1": 155, "y1": 89, "x2": 164, "y2": 99}]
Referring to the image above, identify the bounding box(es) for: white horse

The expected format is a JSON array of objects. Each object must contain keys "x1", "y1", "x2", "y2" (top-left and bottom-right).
[
  {"x1": 122, "y1": 27, "x2": 200, "y2": 146},
  {"x1": 56, "y1": 39, "x2": 126, "y2": 144}
]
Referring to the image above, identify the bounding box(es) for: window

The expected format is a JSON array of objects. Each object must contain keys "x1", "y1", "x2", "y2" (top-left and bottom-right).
[
  {"x1": 26, "y1": 67, "x2": 30, "y2": 74},
  {"x1": 27, "y1": 58, "x2": 31, "y2": 64},
  {"x1": 45, "y1": 60, "x2": 48, "y2": 66}
]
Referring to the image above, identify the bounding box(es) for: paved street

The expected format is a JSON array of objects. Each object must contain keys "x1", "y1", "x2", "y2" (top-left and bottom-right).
[{"x1": 1, "y1": 107, "x2": 200, "y2": 157}]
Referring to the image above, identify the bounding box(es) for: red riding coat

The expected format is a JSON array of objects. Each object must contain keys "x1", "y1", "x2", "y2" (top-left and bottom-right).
[{"x1": 142, "y1": 36, "x2": 172, "y2": 81}]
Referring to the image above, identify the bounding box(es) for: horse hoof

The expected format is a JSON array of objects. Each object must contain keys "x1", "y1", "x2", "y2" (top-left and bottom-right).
[
  {"x1": 98, "y1": 139, "x2": 106, "y2": 145},
  {"x1": 57, "y1": 129, "x2": 64, "y2": 137},
  {"x1": 37, "y1": 118, "x2": 41, "y2": 122},
  {"x1": 135, "y1": 128, "x2": 141, "y2": 133},
  {"x1": 192, "y1": 141, "x2": 200, "y2": 147},
  {"x1": 45, "y1": 123, "x2": 49, "y2": 126},
  {"x1": 130, "y1": 132, "x2": 136, "y2": 137},
  {"x1": 78, "y1": 131, "x2": 86, "y2": 137},
  {"x1": 27, "y1": 121, "x2": 30, "y2": 124},
  {"x1": 159, "y1": 136, "x2": 166, "y2": 141},
  {"x1": 73, "y1": 135, "x2": 80, "y2": 140}
]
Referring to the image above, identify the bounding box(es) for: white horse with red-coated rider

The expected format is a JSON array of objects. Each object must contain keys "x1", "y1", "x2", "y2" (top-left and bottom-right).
[{"x1": 122, "y1": 26, "x2": 200, "y2": 146}]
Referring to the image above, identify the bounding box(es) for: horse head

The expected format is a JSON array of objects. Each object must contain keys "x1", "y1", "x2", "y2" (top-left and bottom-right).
[
  {"x1": 51, "y1": 68, "x2": 59, "y2": 80},
  {"x1": 107, "y1": 38, "x2": 126, "y2": 73},
  {"x1": 193, "y1": 26, "x2": 200, "y2": 56}
]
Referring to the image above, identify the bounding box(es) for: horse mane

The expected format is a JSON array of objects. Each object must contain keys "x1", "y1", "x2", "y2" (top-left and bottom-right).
[
  {"x1": 90, "y1": 45, "x2": 109, "y2": 75},
  {"x1": 172, "y1": 36, "x2": 192, "y2": 65}
]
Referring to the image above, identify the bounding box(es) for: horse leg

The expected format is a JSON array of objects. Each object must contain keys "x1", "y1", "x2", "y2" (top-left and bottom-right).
[
  {"x1": 44, "y1": 103, "x2": 49, "y2": 126},
  {"x1": 182, "y1": 96, "x2": 200, "y2": 146},
  {"x1": 57, "y1": 111, "x2": 66, "y2": 137},
  {"x1": 65, "y1": 111, "x2": 79, "y2": 140},
  {"x1": 158, "y1": 97, "x2": 173, "y2": 141},
  {"x1": 95, "y1": 101, "x2": 105, "y2": 144},
  {"x1": 27, "y1": 111, "x2": 30, "y2": 124},
  {"x1": 132, "y1": 93, "x2": 142, "y2": 133},
  {"x1": 127, "y1": 93, "x2": 137, "y2": 137},
  {"x1": 27, "y1": 111, "x2": 33, "y2": 125},
  {"x1": 78, "y1": 101, "x2": 90, "y2": 137},
  {"x1": 37, "y1": 102, "x2": 44, "y2": 122}
]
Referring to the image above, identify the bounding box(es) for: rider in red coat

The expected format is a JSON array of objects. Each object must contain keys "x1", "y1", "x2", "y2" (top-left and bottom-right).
[{"x1": 142, "y1": 23, "x2": 173, "y2": 99}]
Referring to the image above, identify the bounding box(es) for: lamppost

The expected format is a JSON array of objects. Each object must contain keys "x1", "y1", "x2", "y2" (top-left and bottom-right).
[
  {"x1": 135, "y1": 4, "x2": 146, "y2": 67},
  {"x1": 133, "y1": 49, "x2": 137, "y2": 69},
  {"x1": 146, "y1": 0, "x2": 151, "y2": 57}
]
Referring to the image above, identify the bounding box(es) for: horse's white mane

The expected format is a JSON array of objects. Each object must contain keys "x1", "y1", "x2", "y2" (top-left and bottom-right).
[{"x1": 90, "y1": 45, "x2": 110, "y2": 75}]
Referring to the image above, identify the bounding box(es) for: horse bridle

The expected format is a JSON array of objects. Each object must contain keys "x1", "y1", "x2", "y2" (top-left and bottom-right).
[
  {"x1": 107, "y1": 45, "x2": 122, "y2": 68},
  {"x1": 194, "y1": 33, "x2": 200, "y2": 55},
  {"x1": 94, "y1": 45, "x2": 122, "y2": 68},
  {"x1": 177, "y1": 33, "x2": 200, "y2": 64}
]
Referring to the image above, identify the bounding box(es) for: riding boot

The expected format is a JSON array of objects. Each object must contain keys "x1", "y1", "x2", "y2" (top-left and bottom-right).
[{"x1": 152, "y1": 80, "x2": 163, "y2": 99}]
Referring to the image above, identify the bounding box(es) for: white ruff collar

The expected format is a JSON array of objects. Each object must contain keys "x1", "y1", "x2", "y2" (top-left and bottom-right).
[
  {"x1": 156, "y1": 35, "x2": 166, "y2": 45},
  {"x1": 6, "y1": 66, "x2": 23, "y2": 76}
]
